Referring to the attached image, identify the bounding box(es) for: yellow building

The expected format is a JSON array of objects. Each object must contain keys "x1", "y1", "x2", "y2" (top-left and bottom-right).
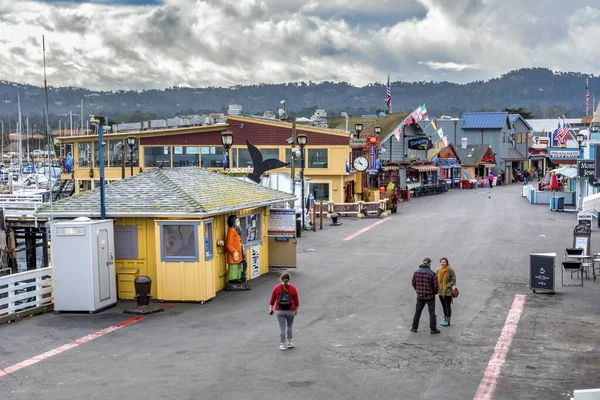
[
  {"x1": 37, "y1": 167, "x2": 295, "y2": 302},
  {"x1": 59, "y1": 116, "x2": 360, "y2": 203}
]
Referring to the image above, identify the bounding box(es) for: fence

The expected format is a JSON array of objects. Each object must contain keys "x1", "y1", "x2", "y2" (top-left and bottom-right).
[
  {"x1": 0, "y1": 267, "x2": 53, "y2": 324},
  {"x1": 318, "y1": 200, "x2": 389, "y2": 218}
]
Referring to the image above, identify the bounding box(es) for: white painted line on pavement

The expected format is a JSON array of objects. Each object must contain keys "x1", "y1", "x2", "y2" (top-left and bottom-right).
[
  {"x1": 474, "y1": 294, "x2": 527, "y2": 400},
  {"x1": 343, "y1": 217, "x2": 391, "y2": 241},
  {"x1": 0, "y1": 315, "x2": 145, "y2": 379}
]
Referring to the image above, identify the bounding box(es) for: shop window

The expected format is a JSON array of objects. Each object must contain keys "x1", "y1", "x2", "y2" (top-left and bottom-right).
[
  {"x1": 307, "y1": 149, "x2": 328, "y2": 168},
  {"x1": 201, "y1": 146, "x2": 237, "y2": 168},
  {"x1": 159, "y1": 222, "x2": 199, "y2": 262},
  {"x1": 78, "y1": 142, "x2": 92, "y2": 167},
  {"x1": 238, "y1": 148, "x2": 281, "y2": 168},
  {"x1": 516, "y1": 133, "x2": 526, "y2": 144},
  {"x1": 309, "y1": 182, "x2": 330, "y2": 201},
  {"x1": 174, "y1": 146, "x2": 200, "y2": 167},
  {"x1": 115, "y1": 226, "x2": 138, "y2": 259},
  {"x1": 94, "y1": 142, "x2": 108, "y2": 167},
  {"x1": 407, "y1": 170, "x2": 420, "y2": 184},
  {"x1": 109, "y1": 140, "x2": 124, "y2": 167},
  {"x1": 240, "y1": 213, "x2": 262, "y2": 246},
  {"x1": 204, "y1": 220, "x2": 214, "y2": 261},
  {"x1": 144, "y1": 146, "x2": 171, "y2": 168},
  {"x1": 285, "y1": 149, "x2": 303, "y2": 168}
]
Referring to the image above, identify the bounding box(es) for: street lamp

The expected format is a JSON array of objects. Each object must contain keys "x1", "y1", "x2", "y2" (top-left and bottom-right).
[
  {"x1": 374, "y1": 125, "x2": 382, "y2": 135},
  {"x1": 576, "y1": 132, "x2": 585, "y2": 149},
  {"x1": 89, "y1": 115, "x2": 106, "y2": 219},
  {"x1": 355, "y1": 123, "x2": 363, "y2": 138},
  {"x1": 297, "y1": 133, "x2": 307, "y2": 231},
  {"x1": 221, "y1": 131, "x2": 233, "y2": 169},
  {"x1": 126, "y1": 136, "x2": 137, "y2": 176}
]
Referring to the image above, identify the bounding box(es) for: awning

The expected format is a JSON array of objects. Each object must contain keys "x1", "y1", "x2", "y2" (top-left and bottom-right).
[
  {"x1": 551, "y1": 166, "x2": 577, "y2": 179},
  {"x1": 501, "y1": 147, "x2": 526, "y2": 161},
  {"x1": 583, "y1": 192, "x2": 600, "y2": 212},
  {"x1": 409, "y1": 165, "x2": 438, "y2": 172}
]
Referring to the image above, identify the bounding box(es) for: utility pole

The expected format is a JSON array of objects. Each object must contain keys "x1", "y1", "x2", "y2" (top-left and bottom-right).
[{"x1": 291, "y1": 118, "x2": 296, "y2": 195}]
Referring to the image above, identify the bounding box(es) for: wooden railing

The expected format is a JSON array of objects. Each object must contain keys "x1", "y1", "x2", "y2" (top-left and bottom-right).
[
  {"x1": 0, "y1": 267, "x2": 53, "y2": 324},
  {"x1": 316, "y1": 200, "x2": 389, "y2": 218}
]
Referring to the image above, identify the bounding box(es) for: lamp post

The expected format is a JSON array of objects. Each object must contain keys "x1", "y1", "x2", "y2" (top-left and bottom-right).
[
  {"x1": 355, "y1": 123, "x2": 363, "y2": 138},
  {"x1": 126, "y1": 136, "x2": 137, "y2": 176},
  {"x1": 297, "y1": 133, "x2": 307, "y2": 231},
  {"x1": 221, "y1": 131, "x2": 233, "y2": 169},
  {"x1": 374, "y1": 125, "x2": 382, "y2": 135},
  {"x1": 89, "y1": 115, "x2": 106, "y2": 219},
  {"x1": 576, "y1": 132, "x2": 585, "y2": 149}
]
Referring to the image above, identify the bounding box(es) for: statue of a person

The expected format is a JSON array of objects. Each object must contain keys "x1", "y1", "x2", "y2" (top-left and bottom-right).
[{"x1": 226, "y1": 215, "x2": 243, "y2": 283}]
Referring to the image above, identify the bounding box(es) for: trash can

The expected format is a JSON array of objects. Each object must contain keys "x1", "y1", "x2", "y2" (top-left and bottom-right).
[
  {"x1": 557, "y1": 197, "x2": 564, "y2": 211},
  {"x1": 227, "y1": 263, "x2": 242, "y2": 281}
]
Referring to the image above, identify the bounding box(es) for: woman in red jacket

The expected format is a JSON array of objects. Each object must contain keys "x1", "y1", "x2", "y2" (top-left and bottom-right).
[{"x1": 269, "y1": 272, "x2": 299, "y2": 351}]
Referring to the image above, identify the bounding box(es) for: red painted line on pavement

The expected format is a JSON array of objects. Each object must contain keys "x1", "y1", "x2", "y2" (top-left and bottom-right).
[
  {"x1": 343, "y1": 217, "x2": 391, "y2": 241},
  {"x1": 0, "y1": 315, "x2": 145, "y2": 379},
  {"x1": 474, "y1": 294, "x2": 526, "y2": 400}
]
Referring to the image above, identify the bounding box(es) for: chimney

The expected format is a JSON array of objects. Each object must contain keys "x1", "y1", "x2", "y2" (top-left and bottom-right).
[{"x1": 461, "y1": 137, "x2": 468, "y2": 149}]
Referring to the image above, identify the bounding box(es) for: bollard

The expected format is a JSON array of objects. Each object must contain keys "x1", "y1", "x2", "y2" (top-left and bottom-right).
[{"x1": 134, "y1": 275, "x2": 152, "y2": 306}]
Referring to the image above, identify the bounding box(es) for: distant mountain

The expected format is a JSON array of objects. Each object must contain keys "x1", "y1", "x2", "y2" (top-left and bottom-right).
[{"x1": 0, "y1": 68, "x2": 595, "y2": 129}]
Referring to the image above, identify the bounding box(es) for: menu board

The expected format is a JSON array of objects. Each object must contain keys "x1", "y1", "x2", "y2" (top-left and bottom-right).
[
  {"x1": 529, "y1": 253, "x2": 555, "y2": 293},
  {"x1": 268, "y1": 209, "x2": 296, "y2": 235}
]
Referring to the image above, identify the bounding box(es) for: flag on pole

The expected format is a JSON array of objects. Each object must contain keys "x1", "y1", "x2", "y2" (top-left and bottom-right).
[
  {"x1": 386, "y1": 74, "x2": 392, "y2": 112},
  {"x1": 392, "y1": 124, "x2": 402, "y2": 142},
  {"x1": 442, "y1": 136, "x2": 448, "y2": 147},
  {"x1": 420, "y1": 104, "x2": 428, "y2": 119},
  {"x1": 437, "y1": 127, "x2": 444, "y2": 139},
  {"x1": 431, "y1": 119, "x2": 438, "y2": 132},
  {"x1": 586, "y1": 78, "x2": 590, "y2": 116}
]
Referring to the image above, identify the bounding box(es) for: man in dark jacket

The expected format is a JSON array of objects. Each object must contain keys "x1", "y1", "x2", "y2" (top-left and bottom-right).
[{"x1": 411, "y1": 257, "x2": 441, "y2": 334}]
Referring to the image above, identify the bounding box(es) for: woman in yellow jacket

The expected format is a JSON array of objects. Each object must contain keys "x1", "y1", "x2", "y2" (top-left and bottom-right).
[{"x1": 437, "y1": 257, "x2": 456, "y2": 327}]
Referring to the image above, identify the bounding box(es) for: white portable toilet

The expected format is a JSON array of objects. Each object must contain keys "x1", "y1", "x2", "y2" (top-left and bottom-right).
[{"x1": 50, "y1": 217, "x2": 117, "y2": 313}]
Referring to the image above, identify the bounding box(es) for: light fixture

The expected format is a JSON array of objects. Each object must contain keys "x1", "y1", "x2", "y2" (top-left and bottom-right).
[
  {"x1": 221, "y1": 131, "x2": 233, "y2": 149},
  {"x1": 297, "y1": 134, "x2": 307, "y2": 147},
  {"x1": 355, "y1": 123, "x2": 363, "y2": 135},
  {"x1": 576, "y1": 132, "x2": 585, "y2": 145},
  {"x1": 126, "y1": 136, "x2": 137, "y2": 148},
  {"x1": 374, "y1": 125, "x2": 382, "y2": 135}
]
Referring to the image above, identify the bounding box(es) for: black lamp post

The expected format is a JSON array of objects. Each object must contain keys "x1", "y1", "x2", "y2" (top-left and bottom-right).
[
  {"x1": 221, "y1": 131, "x2": 233, "y2": 169},
  {"x1": 355, "y1": 123, "x2": 363, "y2": 138},
  {"x1": 297, "y1": 133, "x2": 307, "y2": 231},
  {"x1": 126, "y1": 136, "x2": 137, "y2": 176},
  {"x1": 374, "y1": 125, "x2": 382, "y2": 135}
]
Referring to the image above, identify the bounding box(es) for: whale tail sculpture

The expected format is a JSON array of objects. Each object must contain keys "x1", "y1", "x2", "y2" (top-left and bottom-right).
[{"x1": 246, "y1": 139, "x2": 289, "y2": 183}]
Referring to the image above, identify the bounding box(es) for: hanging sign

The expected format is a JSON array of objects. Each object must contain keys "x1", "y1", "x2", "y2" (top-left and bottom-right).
[
  {"x1": 578, "y1": 160, "x2": 595, "y2": 179},
  {"x1": 407, "y1": 137, "x2": 432, "y2": 150},
  {"x1": 547, "y1": 148, "x2": 580, "y2": 160},
  {"x1": 481, "y1": 153, "x2": 495, "y2": 163}
]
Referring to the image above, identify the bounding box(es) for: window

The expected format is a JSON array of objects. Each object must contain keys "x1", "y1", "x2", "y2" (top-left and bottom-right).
[
  {"x1": 238, "y1": 148, "x2": 281, "y2": 168},
  {"x1": 309, "y1": 182, "x2": 330, "y2": 201},
  {"x1": 407, "y1": 170, "x2": 420, "y2": 184},
  {"x1": 159, "y1": 222, "x2": 199, "y2": 262},
  {"x1": 78, "y1": 142, "x2": 92, "y2": 167},
  {"x1": 516, "y1": 133, "x2": 526, "y2": 144},
  {"x1": 502, "y1": 132, "x2": 507, "y2": 144},
  {"x1": 144, "y1": 146, "x2": 171, "y2": 168},
  {"x1": 204, "y1": 220, "x2": 214, "y2": 260},
  {"x1": 240, "y1": 213, "x2": 262, "y2": 246},
  {"x1": 109, "y1": 140, "x2": 124, "y2": 167},
  {"x1": 114, "y1": 226, "x2": 138, "y2": 259},
  {"x1": 200, "y1": 146, "x2": 234, "y2": 168},
  {"x1": 307, "y1": 149, "x2": 328, "y2": 168},
  {"x1": 285, "y1": 149, "x2": 303, "y2": 168},
  {"x1": 94, "y1": 141, "x2": 108, "y2": 167},
  {"x1": 173, "y1": 146, "x2": 200, "y2": 167}
]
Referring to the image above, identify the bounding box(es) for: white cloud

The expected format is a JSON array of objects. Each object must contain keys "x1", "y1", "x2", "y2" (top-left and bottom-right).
[{"x1": 0, "y1": 0, "x2": 598, "y2": 90}]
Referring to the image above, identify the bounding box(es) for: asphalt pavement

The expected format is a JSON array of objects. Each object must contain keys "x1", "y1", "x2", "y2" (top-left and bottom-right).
[{"x1": 1, "y1": 184, "x2": 600, "y2": 400}]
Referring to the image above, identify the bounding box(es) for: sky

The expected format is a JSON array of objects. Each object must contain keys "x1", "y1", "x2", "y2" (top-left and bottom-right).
[{"x1": 0, "y1": 0, "x2": 599, "y2": 91}]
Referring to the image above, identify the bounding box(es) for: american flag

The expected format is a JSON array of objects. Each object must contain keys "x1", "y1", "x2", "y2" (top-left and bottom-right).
[
  {"x1": 386, "y1": 74, "x2": 392, "y2": 112},
  {"x1": 557, "y1": 119, "x2": 569, "y2": 146},
  {"x1": 586, "y1": 78, "x2": 590, "y2": 115}
]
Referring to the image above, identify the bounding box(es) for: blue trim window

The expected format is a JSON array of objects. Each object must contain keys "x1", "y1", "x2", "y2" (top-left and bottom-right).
[
  {"x1": 204, "y1": 220, "x2": 214, "y2": 261},
  {"x1": 159, "y1": 222, "x2": 199, "y2": 262}
]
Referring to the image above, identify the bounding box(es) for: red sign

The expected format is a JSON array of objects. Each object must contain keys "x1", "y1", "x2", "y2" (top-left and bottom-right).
[{"x1": 481, "y1": 153, "x2": 495, "y2": 163}]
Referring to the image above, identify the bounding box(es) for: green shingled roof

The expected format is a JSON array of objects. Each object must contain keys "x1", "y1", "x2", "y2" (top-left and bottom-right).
[{"x1": 36, "y1": 168, "x2": 296, "y2": 218}]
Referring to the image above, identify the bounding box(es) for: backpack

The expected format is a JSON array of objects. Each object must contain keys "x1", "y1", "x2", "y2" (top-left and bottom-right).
[{"x1": 278, "y1": 286, "x2": 292, "y2": 310}]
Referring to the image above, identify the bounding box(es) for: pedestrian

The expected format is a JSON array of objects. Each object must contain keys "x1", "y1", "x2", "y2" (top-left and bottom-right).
[
  {"x1": 411, "y1": 257, "x2": 441, "y2": 334},
  {"x1": 437, "y1": 257, "x2": 457, "y2": 327},
  {"x1": 523, "y1": 169, "x2": 530, "y2": 185},
  {"x1": 488, "y1": 172, "x2": 494, "y2": 189},
  {"x1": 269, "y1": 272, "x2": 299, "y2": 350}
]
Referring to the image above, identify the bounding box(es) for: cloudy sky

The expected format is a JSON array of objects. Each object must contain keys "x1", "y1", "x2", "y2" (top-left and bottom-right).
[{"x1": 0, "y1": 0, "x2": 599, "y2": 91}]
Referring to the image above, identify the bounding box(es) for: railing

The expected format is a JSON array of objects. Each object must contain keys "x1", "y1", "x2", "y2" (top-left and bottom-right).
[
  {"x1": 0, "y1": 267, "x2": 53, "y2": 324},
  {"x1": 0, "y1": 193, "x2": 46, "y2": 217},
  {"x1": 321, "y1": 200, "x2": 389, "y2": 218}
]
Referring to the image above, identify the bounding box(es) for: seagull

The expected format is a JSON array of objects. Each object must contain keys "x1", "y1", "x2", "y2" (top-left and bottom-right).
[{"x1": 246, "y1": 139, "x2": 289, "y2": 183}]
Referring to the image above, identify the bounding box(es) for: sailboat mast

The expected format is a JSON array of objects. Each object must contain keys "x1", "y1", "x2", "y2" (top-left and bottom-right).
[
  {"x1": 17, "y1": 92, "x2": 22, "y2": 167},
  {"x1": 43, "y1": 34, "x2": 53, "y2": 219}
]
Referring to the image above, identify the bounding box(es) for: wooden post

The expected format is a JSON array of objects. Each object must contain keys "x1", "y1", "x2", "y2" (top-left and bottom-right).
[
  {"x1": 26, "y1": 228, "x2": 37, "y2": 271},
  {"x1": 319, "y1": 201, "x2": 324, "y2": 230},
  {"x1": 0, "y1": 209, "x2": 7, "y2": 277},
  {"x1": 42, "y1": 226, "x2": 49, "y2": 269},
  {"x1": 8, "y1": 228, "x2": 17, "y2": 274}
]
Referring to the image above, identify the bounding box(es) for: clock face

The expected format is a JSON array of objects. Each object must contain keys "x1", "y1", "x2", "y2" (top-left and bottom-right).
[{"x1": 353, "y1": 156, "x2": 369, "y2": 172}]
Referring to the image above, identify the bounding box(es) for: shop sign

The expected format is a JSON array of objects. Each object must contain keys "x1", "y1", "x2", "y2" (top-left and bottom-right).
[
  {"x1": 578, "y1": 160, "x2": 595, "y2": 179},
  {"x1": 369, "y1": 143, "x2": 377, "y2": 168},
  {"x1": 547, "y1": 147, "x2": 580, "y2": 160},
  {"x1": 408, "y1": 137, "x2": 432, "y2": 150},
  {"x1": 481, "y1": 153, "x2": 495, "y2": 163},
  {"x1": 350, "y1": 137, "x2": 367, "y2": 148}
]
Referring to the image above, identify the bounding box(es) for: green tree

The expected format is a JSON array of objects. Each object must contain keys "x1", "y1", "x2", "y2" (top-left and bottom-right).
[{"x1": 502, "y1": 107, "x2": 534, "y2": 119}]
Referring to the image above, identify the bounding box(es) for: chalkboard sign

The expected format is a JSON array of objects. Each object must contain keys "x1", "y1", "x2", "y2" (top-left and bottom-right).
[{"x1": 530, "y1": 253, "x2": 555, "y2": 293}]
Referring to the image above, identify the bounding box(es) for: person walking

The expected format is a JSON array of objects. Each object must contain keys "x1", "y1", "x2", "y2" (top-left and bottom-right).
[
  {"x1": 488, "y1": 172, "x2": 494, "y2": 189},
  {"x1": 437, "y1": 257, "x2": 457, "y2": 327},
  {"x1": 269, "y1": 272, "x2": 299, "y2": 350},
  {"x1": 411, "y1": 258, "x2": 441, "y2": 334}
]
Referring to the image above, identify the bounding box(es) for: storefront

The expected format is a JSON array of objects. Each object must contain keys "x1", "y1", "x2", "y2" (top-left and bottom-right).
[
  {"x1": 455, "y1": 144, "x2": 496, "y2": 186},
  {"x1": 430, "y1": 144, "x2": 463, "y2": 188}
]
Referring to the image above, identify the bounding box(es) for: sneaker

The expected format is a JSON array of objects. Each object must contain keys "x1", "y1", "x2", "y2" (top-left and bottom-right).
[
  {"x1": 279, "y1": 344, "x2": 287, "y2": 351},
  {"x1": 441, "y1": 317, "x2": 449, "y2": 327},
  {"x1": 287, "y1": 342, "x2": 294, "y2": 349},
  {"x1": 410, "y1": 328, "x2": 418, "y2": 333},
  {"x1": 430, "y1": 329, "x2": 441, "y2": 334}
]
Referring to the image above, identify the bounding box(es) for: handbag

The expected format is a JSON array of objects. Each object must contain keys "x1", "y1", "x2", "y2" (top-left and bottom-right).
[{"x1": 451, "y1": 287, "x2": 459, "y2": 298}]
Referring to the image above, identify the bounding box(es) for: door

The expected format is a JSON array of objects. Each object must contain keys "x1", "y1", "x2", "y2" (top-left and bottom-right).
[{"x1": 97, "y1": 229, "x2": 111, "y2": 302}]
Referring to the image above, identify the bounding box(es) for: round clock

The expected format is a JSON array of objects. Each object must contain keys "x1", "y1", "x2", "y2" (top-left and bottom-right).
[{"x1": 353, "y1": 156, "x2": 369, "y2": 172}]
